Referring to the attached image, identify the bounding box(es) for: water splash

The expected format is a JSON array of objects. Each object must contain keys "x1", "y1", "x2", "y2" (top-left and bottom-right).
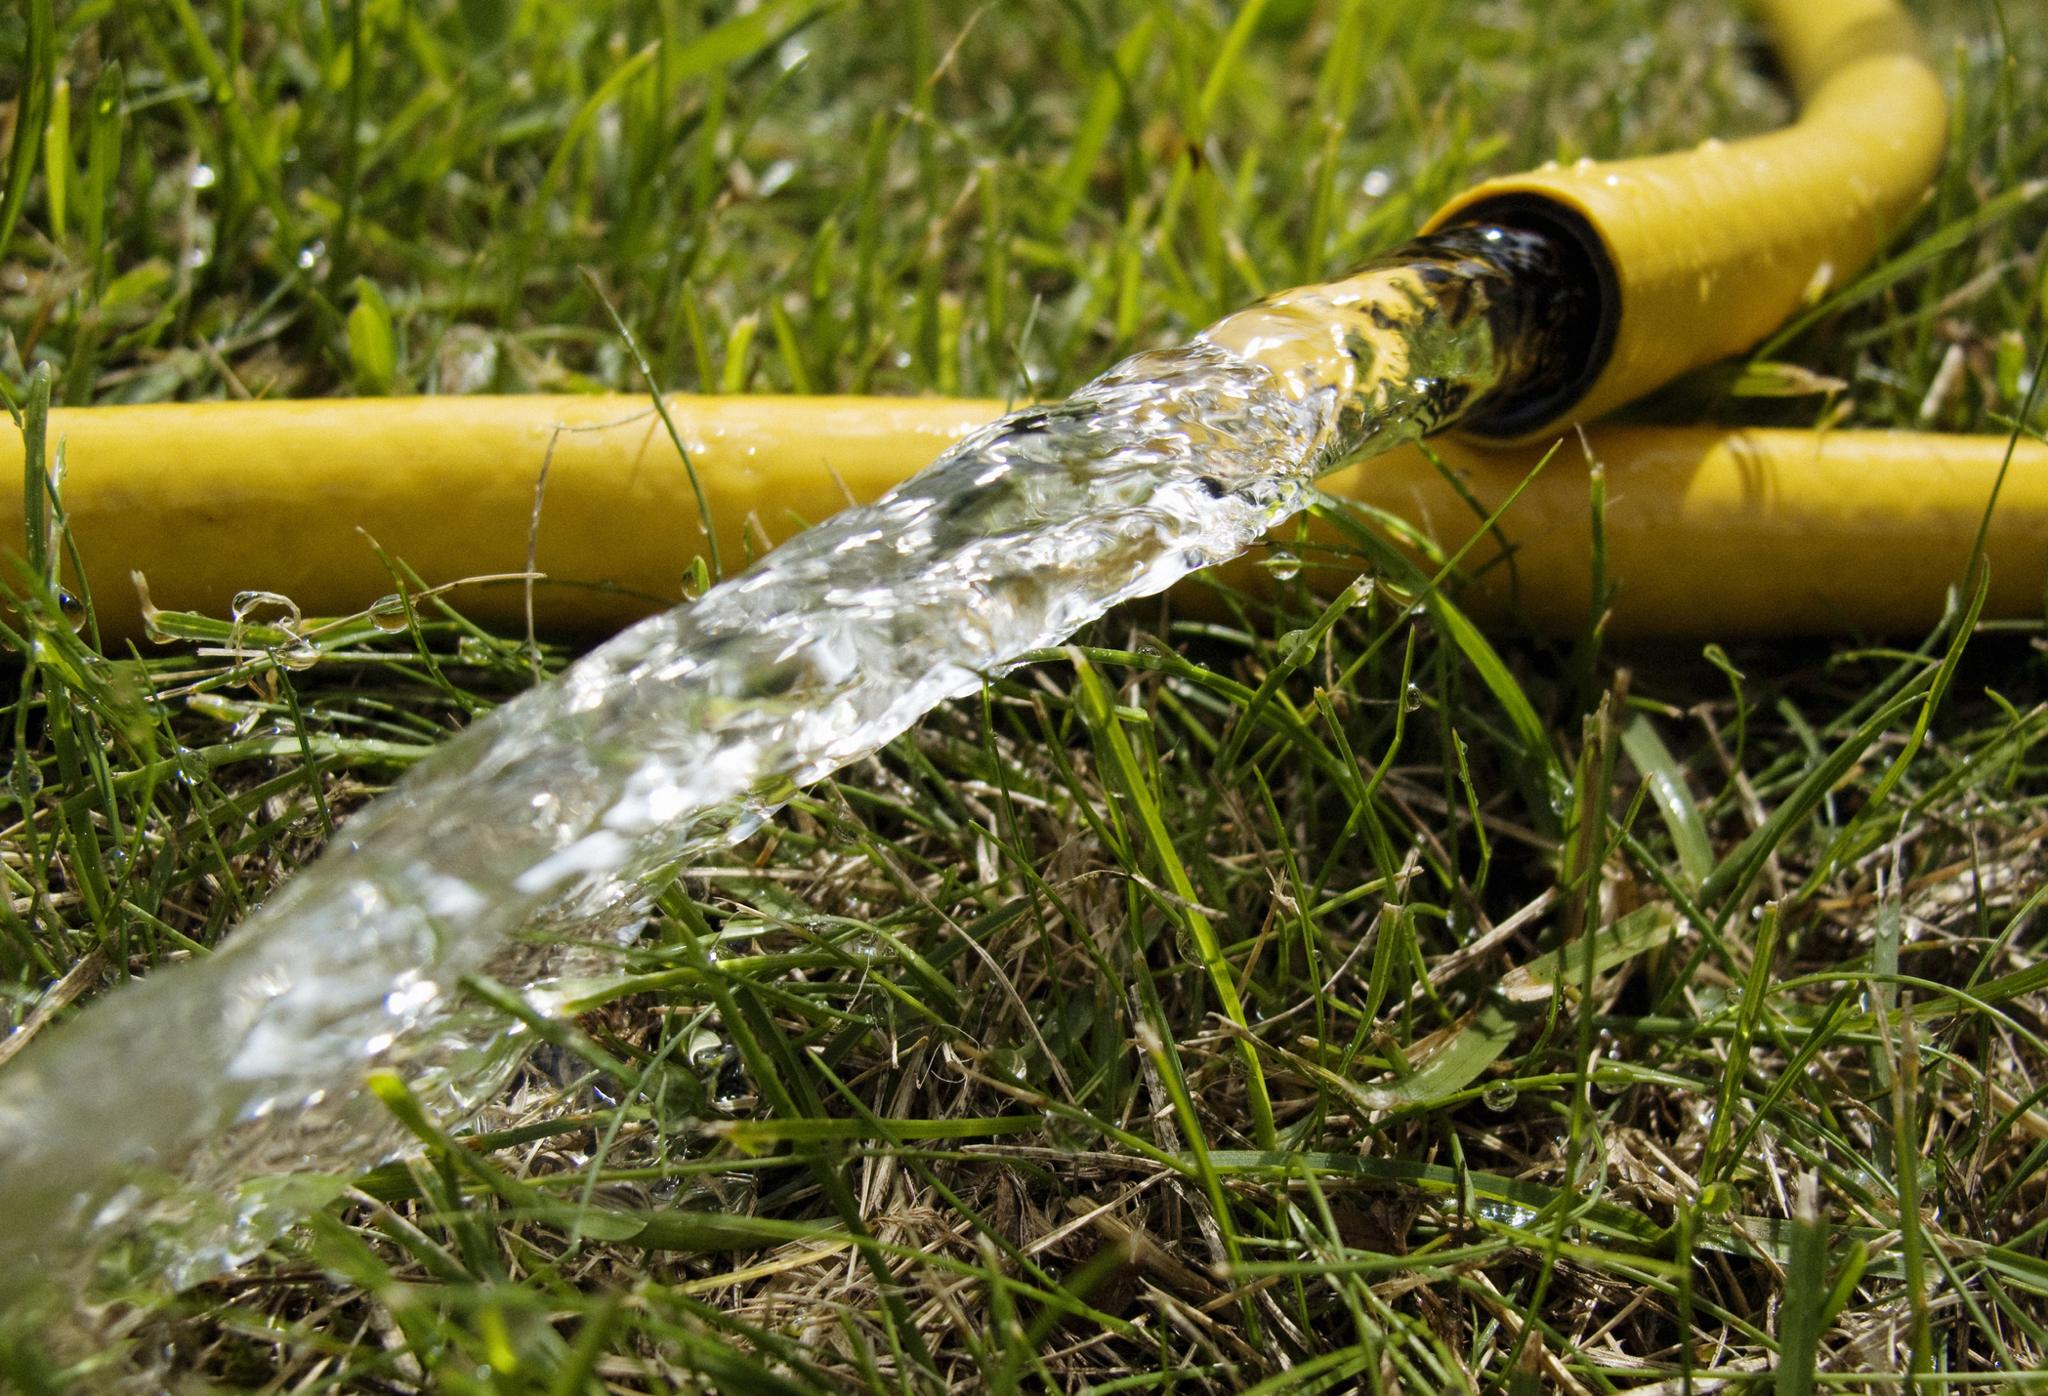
[{"x1": 0, "y1": 225, "x2": 1583, "y2": 1297}]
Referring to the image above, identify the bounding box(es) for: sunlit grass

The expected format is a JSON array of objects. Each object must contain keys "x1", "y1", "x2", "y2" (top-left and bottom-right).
[{"x1": 2, "y1": 0, "x2": 2047, "y2": 1390}]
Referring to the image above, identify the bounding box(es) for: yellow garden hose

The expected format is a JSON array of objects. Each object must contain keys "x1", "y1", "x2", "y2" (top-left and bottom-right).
[
  {"x1": 6, "y1": 395, "x2": 998, "y2": 640},
  {"x1": 1427, "y1": 0, "x2": 1948, "y2": 439},
  {"x1": 2, "y1": 395, "x2": 2038, "y2": 640},
  {"x1": 0, "y1": 0, "x2": 2004, "y2": 644}
]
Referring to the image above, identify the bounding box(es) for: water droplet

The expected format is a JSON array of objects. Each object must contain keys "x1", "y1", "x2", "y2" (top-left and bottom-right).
[
  {"x1": 1481, "y1": 1080, "x2": 1518, "y2": 1111},
  {"x1": 273, "y1": 638, "x2": 320, "y2": 672},
  {"x1": 57, "y1": 589, "x2": 85, "y2": 631},
  {"x1": 11, "y1": 749, "x2": 45, "y2": 797},
  {"x1": 1263, "y1": 548, "x2": 1301, "y2": 581},
  {"x1": 190, "y1": 162, "x2": 217, "y2": 189},
  {"x1": 295, "y1": 240, "x2": 326, "y2": 271},
  {"x1": 232, "y1": 590, "x2": 301, "y2": 628},
  {"x1": 987, "y1": 1046, "x2": 1030, "y2": 1086},
  {"x1": 368, "y1": 595, "x2": 410, "y2": 632},
  {"x1": 1402, "y1": 682, "x2": 1424, "y2": 712},
  {"x1": 1472, "y1": 1198, "x2": 1539, "y2": 1229},
  {"x1": 1360, "y1": 168, "x2": 1393, "y2": 198},
  {"x1": 171, "y1": 746, "x2": 206, "y2": 788}
]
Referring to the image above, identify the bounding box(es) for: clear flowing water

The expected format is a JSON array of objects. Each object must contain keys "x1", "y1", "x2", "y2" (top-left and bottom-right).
[{"x1": 0, "y1": 225, "x2": 1583, "y2": 1301}]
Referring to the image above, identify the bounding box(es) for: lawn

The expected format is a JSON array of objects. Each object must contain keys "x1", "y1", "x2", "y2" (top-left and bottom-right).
[{"x1": 3, "y1": 0, "x2": 2047, "y2": 1390}]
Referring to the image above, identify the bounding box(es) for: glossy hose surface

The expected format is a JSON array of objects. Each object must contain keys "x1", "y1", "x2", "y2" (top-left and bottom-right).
[
  {"x1": 3, "y1": 395, "x2": 2039, "y2": 639},
  {"x1": 1301, "y1": 426, "x2": 2047, "y2": 637},
  {"x1": 1426, "y1": 0, "x2": 1948, "y2": 438},
  {"x1": 4, "y1": 394, "x2": 1004, "y2": 637}
]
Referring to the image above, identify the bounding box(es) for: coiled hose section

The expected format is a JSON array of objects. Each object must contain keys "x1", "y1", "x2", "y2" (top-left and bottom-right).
[{"x1": 1428, "y1": 0, "x2": 1950, "y2": 439}]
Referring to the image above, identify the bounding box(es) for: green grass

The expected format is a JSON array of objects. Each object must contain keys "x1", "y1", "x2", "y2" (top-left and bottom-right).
[{"x1": 4, "y1": 0, "x2": 2048, "y2": 1390}]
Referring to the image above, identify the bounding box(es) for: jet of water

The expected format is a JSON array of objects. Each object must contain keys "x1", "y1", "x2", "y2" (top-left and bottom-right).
[{"x1": 0, "y1": 225, "x2": 1584, "y2": 1298}]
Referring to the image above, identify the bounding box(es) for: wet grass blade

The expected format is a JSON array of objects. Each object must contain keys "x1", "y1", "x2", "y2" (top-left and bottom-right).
[{"x1": 1621, "y1": 712, "x2": 1713, "y2": 891}]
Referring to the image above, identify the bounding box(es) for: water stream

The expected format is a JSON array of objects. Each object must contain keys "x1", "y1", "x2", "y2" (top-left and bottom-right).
[{"x1": 0, "y1": 224, "x2": 1584, "y2": 1300}]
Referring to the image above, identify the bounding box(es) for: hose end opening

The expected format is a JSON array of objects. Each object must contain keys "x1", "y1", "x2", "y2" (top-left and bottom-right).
[{"x1": 1452, "y1": 195, "x2": 1620, "y2": 440}]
